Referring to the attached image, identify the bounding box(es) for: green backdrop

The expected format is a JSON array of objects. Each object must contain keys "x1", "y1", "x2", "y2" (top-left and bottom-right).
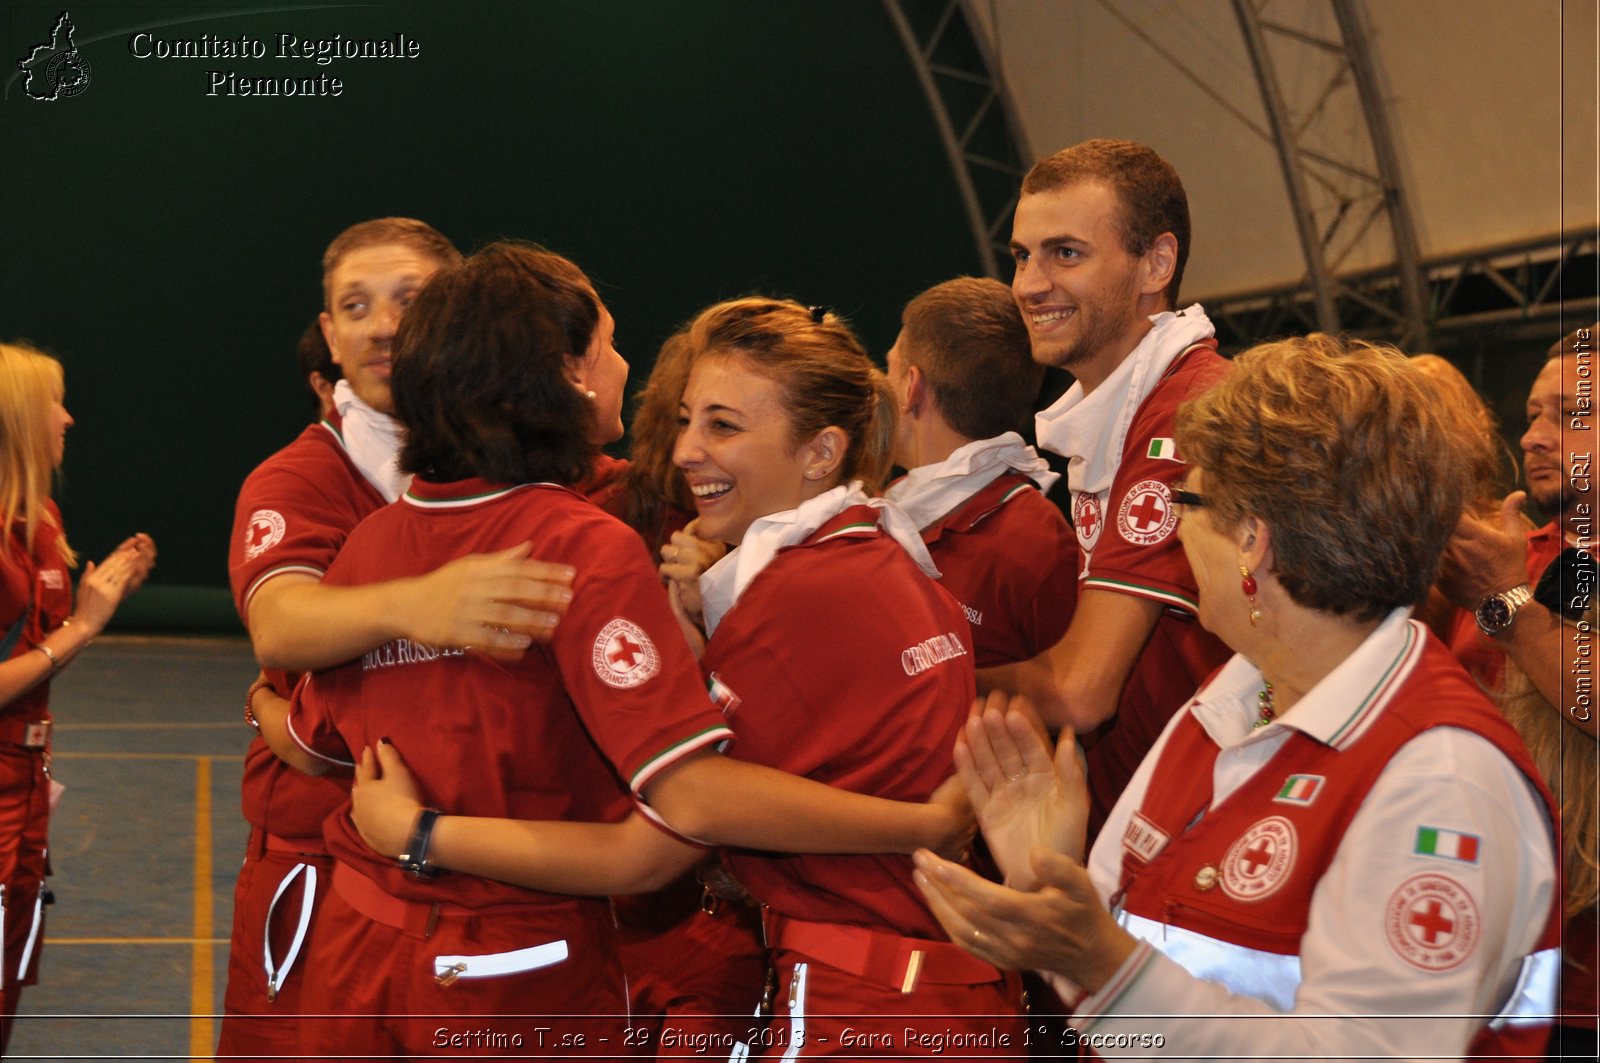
[{"x1": 1, "y1": 0, "x2": 984, "y2": 631}]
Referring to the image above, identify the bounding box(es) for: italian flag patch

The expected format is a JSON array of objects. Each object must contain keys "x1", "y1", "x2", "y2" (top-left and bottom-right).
[
  {"x1": 707, "y1": 672, "x2": 741, "y2": 717},
  {"x1": 1146, "y1": 437, "x2": 1180, "y2": 461},
  {"x1": 1414, "y1": 826, "x2": 1480, "y2": 864},
  {"x1": 1273, "y1": 774, "x2": 1323, "y2": 806}
]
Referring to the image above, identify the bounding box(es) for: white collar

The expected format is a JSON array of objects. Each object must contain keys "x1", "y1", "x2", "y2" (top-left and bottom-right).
[
  {"x1": 332, "y1": 379, "x2": 409, "y2": 503},
  {"x1": 1034, "y1": 304, "x2": 1214, "y2": 497},
  {"x1": 1187, "y1": 608, "x2": 1423, "y2": 751},
  {"x1": 700, "y1": 481, "x2": 940, "y2": 636},
  {"x1": 885, "y1": 432, "x2": 1058, "y2": 530}
]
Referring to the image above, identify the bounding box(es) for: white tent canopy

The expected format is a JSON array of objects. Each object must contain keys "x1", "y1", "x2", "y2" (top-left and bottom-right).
[{"x1": 951, "y1": 0, "x2": 1596, "y2": 337}]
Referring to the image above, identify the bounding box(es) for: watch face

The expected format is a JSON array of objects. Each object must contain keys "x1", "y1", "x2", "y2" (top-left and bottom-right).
[{"x1": 1477, "y1": 597, "x2": 1513, "y2": 632}]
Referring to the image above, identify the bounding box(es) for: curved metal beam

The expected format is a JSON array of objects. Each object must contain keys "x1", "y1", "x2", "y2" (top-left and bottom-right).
[{"x1": 882, "y1": 0, "x2": 1030, "y2": 279}]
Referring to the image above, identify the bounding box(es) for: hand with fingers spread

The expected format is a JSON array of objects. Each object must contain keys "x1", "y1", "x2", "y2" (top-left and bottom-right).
[
  {"x1": 401, "y1": 543, "x2": 575, "y2": 658},
  {"x1": 913, "y1": 844, "x2": 1135, "y2": 994},
  {"x1": 351, "y1": 741, "x2": 425, "y2": 859},
  {"x1": 957, "y1": 690, "x2": 1088, "y2": 888}
]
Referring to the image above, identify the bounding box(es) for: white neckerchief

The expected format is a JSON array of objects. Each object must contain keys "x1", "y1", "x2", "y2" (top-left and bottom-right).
[
  {"x1": 886, "y1": 432, "x2": 1059, "y2": 531},
  {"x1": 700, "y1": 481, "x2": 940, "y2": 637},
  {"x1": 332, "y1": 379, "x2": 408, "y2": 503},
  {"x1": 1033, "y1": 304, "x2": 1214, "y2": 498}
]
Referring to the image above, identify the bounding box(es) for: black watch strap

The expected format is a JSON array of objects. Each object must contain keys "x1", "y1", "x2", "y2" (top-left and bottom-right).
[{"x1": 397, "y1": 808, "x2": 445, "y2": 878}]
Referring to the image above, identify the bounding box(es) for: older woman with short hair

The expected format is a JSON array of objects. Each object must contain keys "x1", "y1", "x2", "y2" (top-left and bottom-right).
[{"x1": 914, "y1": 334, "x2": 1561, "y2": 1061}]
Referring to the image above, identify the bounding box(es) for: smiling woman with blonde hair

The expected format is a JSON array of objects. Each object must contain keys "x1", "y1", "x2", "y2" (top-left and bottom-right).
[{"x1": 0, "y1": 341, "x2": 154, "y2": 1049}]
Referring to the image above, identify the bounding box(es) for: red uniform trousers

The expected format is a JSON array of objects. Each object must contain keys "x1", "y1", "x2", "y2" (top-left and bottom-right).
[
  {"x1": 761, "y1": 916, "x2": 1023, "y2": 1059},
  {"x1": 0, "y1": 744, "x2": 48, "y2": 1054},
  {"x1": 294, "y1": 863, "x2": 629, "y2": 1059},
  {"x1": 214, "y1": 828, "x2": 335, "y2": 1061},
  {"x1": 615, "y1": 875, "x2": 767, "y2": 1057}
]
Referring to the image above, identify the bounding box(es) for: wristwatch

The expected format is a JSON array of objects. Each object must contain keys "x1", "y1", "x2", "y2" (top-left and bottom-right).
[
  {"x1": 1475, "y1": 583, "x2": 1533, "y2": 636},
  {"x1": 397, "y1": 808, "x2": 445, "y2": 878}
]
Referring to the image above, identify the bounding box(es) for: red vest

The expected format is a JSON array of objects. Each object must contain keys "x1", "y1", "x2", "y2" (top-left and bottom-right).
[{"x1": 1117, "y1": 629, "x2": 1560, "y2": 1059}]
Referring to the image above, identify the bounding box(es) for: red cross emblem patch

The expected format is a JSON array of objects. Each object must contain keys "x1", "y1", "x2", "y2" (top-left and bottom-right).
[
  {"x1": 1220, "y1": 815, "x2": 1297, "y2": 901},
  {"x1": 243, "y1": 509, "x2": 286, "y2": 561},
  {"x1": 592, "y1": 618, "x2": 660, "y2": 689},
  {"x1": 1117, "y1": 480, "x2": 1178, "y2": 546},
  {"x1": 1385, "y1": 873, "x2": 1480, "y2": 972},
  {"x1": 1073, "y1": 491, "x2": 1104, "y2": 552}
]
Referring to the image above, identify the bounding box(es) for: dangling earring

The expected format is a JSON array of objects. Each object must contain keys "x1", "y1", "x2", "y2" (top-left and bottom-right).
[{"x1": 1240, "y1": 565, "x2": 1261, "y2": 626}]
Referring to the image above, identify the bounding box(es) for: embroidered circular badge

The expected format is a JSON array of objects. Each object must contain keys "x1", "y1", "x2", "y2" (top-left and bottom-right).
[
  {"x1": 592, "y1": 618, "x2": 660, "y2": 689},
  {"x1": 1117, "y1": 480, "x2": 1178, "y2": 546},
  {"x1": 1073, "y1": 492, "x2": 1104, "y2": 552},
  {"x1": 1220, "y1": 815, "x2": 1297, "y2": 901},
  {"x1": 1384, "y1": 873, "x2": 1480, "y2": 972},
  {"x1": 243, "y1": 509, "x2": 286, "y2": 561}
]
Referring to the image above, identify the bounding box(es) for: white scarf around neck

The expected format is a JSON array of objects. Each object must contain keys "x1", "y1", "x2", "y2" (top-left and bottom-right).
[
  {"x1": 886, "y1": 432, "x2": 1059, "y2": 531},
  {"x1": 700, "y1": 481, "x2": 940, "y2": 637},
  {"x1": 332, "y1": 379, "x2": 409, "y2": 503},
  {"x1": 1033, "y1": 304, "x2": 1214, "y2": 498}
]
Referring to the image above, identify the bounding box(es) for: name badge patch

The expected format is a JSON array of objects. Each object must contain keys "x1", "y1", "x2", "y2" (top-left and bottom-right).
[{"x1": 1122, "y1": 811, "x2": 1170, "y2": 863}]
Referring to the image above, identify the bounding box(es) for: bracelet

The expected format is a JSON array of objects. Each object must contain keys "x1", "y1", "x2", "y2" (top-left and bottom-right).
[
  {"x1": 397, "y1": 808, "x2": 445, "y2": 878},
  {"x1": 34, "y1": 643, "x2": 60, "y2": 672},
  {"x1": 244, "y1": 675, "x2": 273, "y2": 732}
]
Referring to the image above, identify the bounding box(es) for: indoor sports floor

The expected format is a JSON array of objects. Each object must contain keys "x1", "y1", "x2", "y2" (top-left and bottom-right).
[{"x1": 8, "y1": 636, "x2": 256, "y2": 1060}]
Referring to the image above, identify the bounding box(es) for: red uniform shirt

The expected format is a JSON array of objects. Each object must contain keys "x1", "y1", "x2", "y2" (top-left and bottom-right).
[
  {"x1": 227, "y1": 415, "x2": 383, "y2": 842},
  {"x1": 288, "y1": 477, "x2": 732, "y2": 908},
  {"x1": 919, "y1": 472, "x2": 1078, "y2": 668},
  {"x1": 709, "y1": 507, "x2": 973, "y2": 939},
  {"x1": 1, "y1": 504, "x2": 73, "y2": 729},
  {"x1": 1076, "y1": 345, "x2": 1232, "y2": 834}
]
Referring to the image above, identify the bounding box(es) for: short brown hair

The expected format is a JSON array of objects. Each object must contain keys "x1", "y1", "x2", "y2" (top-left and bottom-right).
[
  {"x1": 320, "y1": 217, "x2": 462, "y2": 308},
  {"x1": 1409, "y1": 354, "x2": 1514, "y2": 519},
  {"x1": 899, "y1": 277, "x2": 1040, "y2": 440},
  {"x1": 1022, "y1": 138, "x2": 1190, "y2": 308},
  {"x1": 1175, "y1": 334, "x2": 1468, "y2": 621},
  {"x1": 680, "y1": 298, "x2": 896, "y2": 493},
  {"x1": 392, "y1": 241, "x2": 600, "y2": 486},
  {"x1": 1548, "y1": 323, "x2": 1598, "y2": 359}
]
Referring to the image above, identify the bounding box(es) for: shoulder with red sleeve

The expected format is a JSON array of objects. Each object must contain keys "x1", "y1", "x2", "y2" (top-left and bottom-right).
[
  {"x1": 286, "y1": 477, "x2": 730, "y2": 906},
  {"x1": 921, "y1": 472, "x2": 1078, "y2": 667},
  {"x1": 228, "y1": 414, "x2": 386, "y2": 623},
  {"x1": 1083, "y1": 340, "x2": 1230, "y2": 613},
  {"x1": 288, "y1": 477, "x2": 728, "y2": 799}
]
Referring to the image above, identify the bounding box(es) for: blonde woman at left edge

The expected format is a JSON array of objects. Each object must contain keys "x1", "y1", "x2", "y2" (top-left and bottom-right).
[{"x1": 0, "y1": 342, "x2": 155, "y2": 1051}]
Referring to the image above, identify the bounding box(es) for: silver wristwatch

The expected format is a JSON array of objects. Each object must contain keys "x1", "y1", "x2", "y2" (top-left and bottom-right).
[{"x1": 1474, "y1": 583, "x2": 1533, "y2": 637}]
